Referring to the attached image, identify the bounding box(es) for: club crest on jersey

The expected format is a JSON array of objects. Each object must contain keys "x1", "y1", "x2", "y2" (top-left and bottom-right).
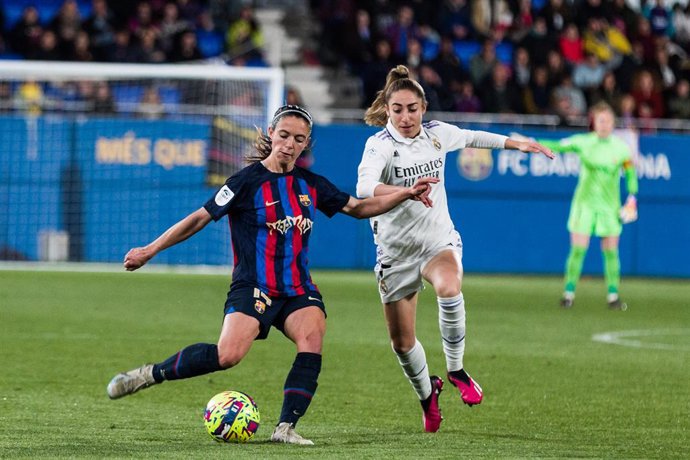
[
  {"x1": 299, "y1": 194, "x2": 311, "y2": 207},
  {"x1": 432, "y1": 138, "x2": 442, "y2": 151},
  {"x1": 254, "y1": 300, "x2": 266, "y2": 314}
]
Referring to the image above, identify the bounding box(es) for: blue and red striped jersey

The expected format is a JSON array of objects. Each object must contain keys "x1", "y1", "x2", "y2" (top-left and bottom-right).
[{"x1": 204, "y1": 161, "x2": 350, "y2": 296}]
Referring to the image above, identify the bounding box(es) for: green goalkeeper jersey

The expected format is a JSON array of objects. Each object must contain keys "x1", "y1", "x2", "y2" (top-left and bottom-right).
[{"x1": 540, "y1": 133, "x2": 638, "y2": 212}]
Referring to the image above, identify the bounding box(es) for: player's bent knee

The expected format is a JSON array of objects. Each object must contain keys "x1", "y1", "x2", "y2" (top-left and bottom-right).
[{"x1": 435, "y1": 284, "x2": 461, "y2": 298}]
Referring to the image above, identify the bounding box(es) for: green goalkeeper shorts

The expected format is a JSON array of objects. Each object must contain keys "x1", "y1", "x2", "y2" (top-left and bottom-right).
[{"x1": 567, "y1": 204, "x2": 622, "y2": 237}]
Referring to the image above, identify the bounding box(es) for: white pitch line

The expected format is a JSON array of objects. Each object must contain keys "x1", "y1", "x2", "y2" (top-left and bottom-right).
[{"x1": 592, "y1": 329, "x2": 690, "y2": 351}]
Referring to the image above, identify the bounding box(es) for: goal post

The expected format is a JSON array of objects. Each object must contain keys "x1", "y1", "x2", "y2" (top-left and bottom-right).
[{"x1": 0, "y1": 60, "x2": 284, "y2": 267}]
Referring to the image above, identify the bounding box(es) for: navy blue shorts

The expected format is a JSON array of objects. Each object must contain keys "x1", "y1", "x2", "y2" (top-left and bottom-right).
[{"x1": 224, "y1": 286, "x2": 326, "y2": 340}]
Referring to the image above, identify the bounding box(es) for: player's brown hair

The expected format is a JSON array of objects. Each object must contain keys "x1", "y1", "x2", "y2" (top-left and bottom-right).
[{"x1": 363, "y1": 65, "x2": 427, "y2": 127}]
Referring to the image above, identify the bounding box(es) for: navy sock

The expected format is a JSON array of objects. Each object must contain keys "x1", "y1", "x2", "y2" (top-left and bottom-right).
[
  {"x1": 279, "y1": 352, "x2": 322, "y2": 426},
  {"x1": 152, "y1": 343, "x2": 222, "y2": 382}
]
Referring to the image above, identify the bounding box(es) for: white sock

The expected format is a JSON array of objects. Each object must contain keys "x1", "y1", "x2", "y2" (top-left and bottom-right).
[
  {"x1": 438, "y1": 293, "x2": 466, "y2": 372},
  {"x1": 394, "y1": 339, "x2": 431, "y2": 400}
]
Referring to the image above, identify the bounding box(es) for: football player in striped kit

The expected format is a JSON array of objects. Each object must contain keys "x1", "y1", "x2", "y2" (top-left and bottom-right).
[
  {"x1": 106, "y1": 104, "x2": 438, "y2": 445},
  {"x1": 357, "y1": 65, "x2": 553, "y2": 432}
]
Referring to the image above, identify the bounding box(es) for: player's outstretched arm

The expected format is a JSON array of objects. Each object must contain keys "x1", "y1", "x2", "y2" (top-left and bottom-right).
[
  {"x1": 340, "y1": 177, "x2": 439, "y2": 219},
  {"x1": 124, "y1": 207, "x2": 212, "y2": 271},
  {"x1": 505, "y1": 138, "x2": 554, "y2": 159}
]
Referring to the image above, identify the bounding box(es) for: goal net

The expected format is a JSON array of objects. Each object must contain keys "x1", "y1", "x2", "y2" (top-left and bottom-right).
[{"x1": 0, "y1": 60, "x2": 283, "y2": 267}]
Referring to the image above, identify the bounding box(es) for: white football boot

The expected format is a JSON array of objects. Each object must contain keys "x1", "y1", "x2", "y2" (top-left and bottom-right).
[
  {"x1": 270, "y1": 422, "x2": 314, "y2": 445},
  {"x1": 107, "y1": 364, "x2": 158, "y2": 399}
]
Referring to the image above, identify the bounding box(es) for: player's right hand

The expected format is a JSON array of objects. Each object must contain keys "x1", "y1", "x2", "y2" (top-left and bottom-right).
[{"x1": 124, "y1": 247, "x2": 152, "y2": 271}]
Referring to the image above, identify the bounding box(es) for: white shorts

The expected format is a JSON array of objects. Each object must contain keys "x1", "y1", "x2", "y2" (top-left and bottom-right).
[{"x1": 374, "y1": 231, "x2": 463, "y2": 303}]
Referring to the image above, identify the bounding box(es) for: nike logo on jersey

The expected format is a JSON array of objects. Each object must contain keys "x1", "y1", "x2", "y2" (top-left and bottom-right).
[
  {"x1": 265, "y1": 200, "x2": 280, "y2": 207},
  {"x1": 308, "y1": 296, "x2": 322, "y2": 303}
]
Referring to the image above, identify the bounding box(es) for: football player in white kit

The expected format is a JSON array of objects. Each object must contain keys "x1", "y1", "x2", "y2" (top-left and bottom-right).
[{"x1": 357, "y1": 65, "x2": 553, "y2": 432}]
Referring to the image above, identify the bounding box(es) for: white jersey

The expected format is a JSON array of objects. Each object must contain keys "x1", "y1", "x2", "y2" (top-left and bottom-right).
[{"x1": 357, "y1": 119, "x2": 508, "y2": 261}]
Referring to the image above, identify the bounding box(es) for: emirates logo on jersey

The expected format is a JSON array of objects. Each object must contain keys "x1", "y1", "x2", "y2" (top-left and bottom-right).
[{"x1": 266, "y1": 215, "x2": 313, "y2": 235}]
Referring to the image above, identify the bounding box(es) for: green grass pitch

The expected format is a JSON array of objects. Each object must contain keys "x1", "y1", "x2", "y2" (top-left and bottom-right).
[{"x1": 1, "y1": 269, "x2": 688, "y2": 458}]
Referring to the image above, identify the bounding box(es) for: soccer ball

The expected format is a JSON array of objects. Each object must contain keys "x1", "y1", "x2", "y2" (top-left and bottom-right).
[{"x1": 203, "y1": 390, "x2": 260, "y2": 443}]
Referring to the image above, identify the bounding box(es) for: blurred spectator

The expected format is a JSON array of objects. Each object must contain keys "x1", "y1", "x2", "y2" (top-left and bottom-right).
[
  {"x1": 552, "y1": 73, "x2": 587, "y2": 117},
  {"x1": 478, "y1": 63, "x2": 523, "y2": 113},
  {"x1": 285, "y1": 85, "x2": 305, "y2": 106},
  {"x1": 70, "y1": 30, "x2": 94, "y2": 62},
  {"x1": 195, "y1": 11, "x2": 224, "y2": 58},
  {"x1": 136, "y1": 86, "x2": 165, "y2": 120},
  {"x1": 473, "y1": 0, "x2": 513, "y2": 42},
  {"x1": 522, "y1": 65, "x2": 552, "y2": 114},
  {"x1": 137, "y1": 28, "x2": 166, "y2": 63},
  {"x1": 341, "y1": 9, "x2": 376, "y2": 74},
  {"x1": 176, "y1": 0, "x2": 202, "y2": 23},
  {"x1": 384, "y1": 5, "x2": 422, "y2": 58},
  {"x1": 636, "y1": 101, "x2": 658, "y2": 132},
  {"x1": 631, "y1": 16, "x2": 657, "y2": 65},
  {"x1": 453, "y1": 80, "x2": 482, "y2": 112},
  {"x1": 361, "y1": 38, "x2": 398, "y2": 107},
  {"x1": 159, "y1": 2, "x2": 191, "y2": 55},
  {"x1": 226, "y1": 5, "x2": 263, "y2": 62},
  {"x1": 583, "y1": 17, "x2": 631, "y2": 70},
  {"x1": 520, "y1": 15, "x2": 553, "y2": 66},
  {"x1": 541, "y1": 0, "x2": 575, "y2": 36},
  {"x1": 404, "y1": 37, "x2": 424, "y2": 70},
  {"x1": 469, "y1": 39, "x2": 498, "y2": 85},
  {"x1": 418, "y1": 64, "x2": 453, "y2": 111},
  {"x1": 50, "y1": 0, "x2": 82, "y2": 59},
  {"x1": 606, "y1": 0, "x2": 638, "y2": 38},
  {"x1": 430, "y1": 35, "x2": 468, "y2": 85},
  {"x1": 672, "y1": 3, "x2": 690, "y2": 50},
  {"x1": 651, "y1": 45, "x2": 678, "y2": 91},
  {"x1": 590, "y1": 71, "x2": 622, "y2": 110},
  {"x1": 15, "y1": 79, "x2": 44, "y2": 114},
  {"x1": 614, "y1": 41, "x2": 645, "y2": 93},
  {"x1": 129, "y1": 1, "x2": 159, "y2": 43},
  {"x1": 509, "y1": 0, "x2": 534, "y2": 44},
  {"x1": 512, "y1": 46, "x2": 531, "y2": 89},
  {"x1": 618, "y1": 93, "x2": 636, "y2": 126},
  {"x1": 546, "y1": 49, "x2": 570, "y2": 88},
  {"x1": 631, "y1": 69, "x2": 665, "y2": 118},
  {"x1": 9, "y1": 6, "x2": 43, "y2": 58},
  {"x1": 169, "y1": 30, "x2": 203, "y2": 62},
  {"x1": 666, "y1": 79, "x2": 690, "y2": 118},
  {"x1": 575, "y1": 0, "x2": 606, "y2": 29},
  {"x1": 438, "y1": 0, "x2": 473, "y2": 41},
  {"x1": 645, "y1": 0, "x2": 671, "y2": 37},
  {"x1": 0, "y1": 82, "x2": 13, "y2": 113},
  {"x1": 559, "y1": 22, "x2": 584, "y2": 65},
  {"x1": 33, "y1": 30, "x2": 62, "y2": 61},
  {"x1": 91, "y1": 82, "x2": 116, "y2": 114},
  {"x1": 109, "y1": 29, "x2": 141, "y2": 62},
  {"x1": 572, "y1": 52, "x2": 606, "y2": 94},
  {"x1": 82, "y1": 0, "x2": 116, "y2": 61}
]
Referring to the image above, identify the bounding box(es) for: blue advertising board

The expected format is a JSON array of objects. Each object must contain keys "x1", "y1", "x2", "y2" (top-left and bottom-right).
[{"x1": 1, "y1": 116, "x2": 688, "y2": 277}]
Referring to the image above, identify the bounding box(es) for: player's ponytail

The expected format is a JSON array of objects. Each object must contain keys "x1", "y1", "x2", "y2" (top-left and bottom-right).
[{"x1": 364, "y1": 65, "x2": 427, "y2": 127}]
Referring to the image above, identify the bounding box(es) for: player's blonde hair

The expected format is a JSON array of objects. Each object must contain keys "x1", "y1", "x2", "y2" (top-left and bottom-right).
[
  {"x1": 589, "y1": 101, "x2": 615, "y2": 118},
  {"x1": 363, "y1": 65, "x2": 427, "y2": 127}
]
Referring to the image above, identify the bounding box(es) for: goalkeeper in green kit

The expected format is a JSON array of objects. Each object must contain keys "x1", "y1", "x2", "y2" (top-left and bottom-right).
[{"x1": 539, "y1": 102, "x2": 638, "y2": 310}]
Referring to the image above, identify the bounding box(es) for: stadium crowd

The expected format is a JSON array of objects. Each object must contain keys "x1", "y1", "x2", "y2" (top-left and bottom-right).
[
  {"x1": 0, "y1": 0, "x2": 267, "y2": 115},
  {"x1": 312, "y1": 0, "x2": 690, "y2": 124}
]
